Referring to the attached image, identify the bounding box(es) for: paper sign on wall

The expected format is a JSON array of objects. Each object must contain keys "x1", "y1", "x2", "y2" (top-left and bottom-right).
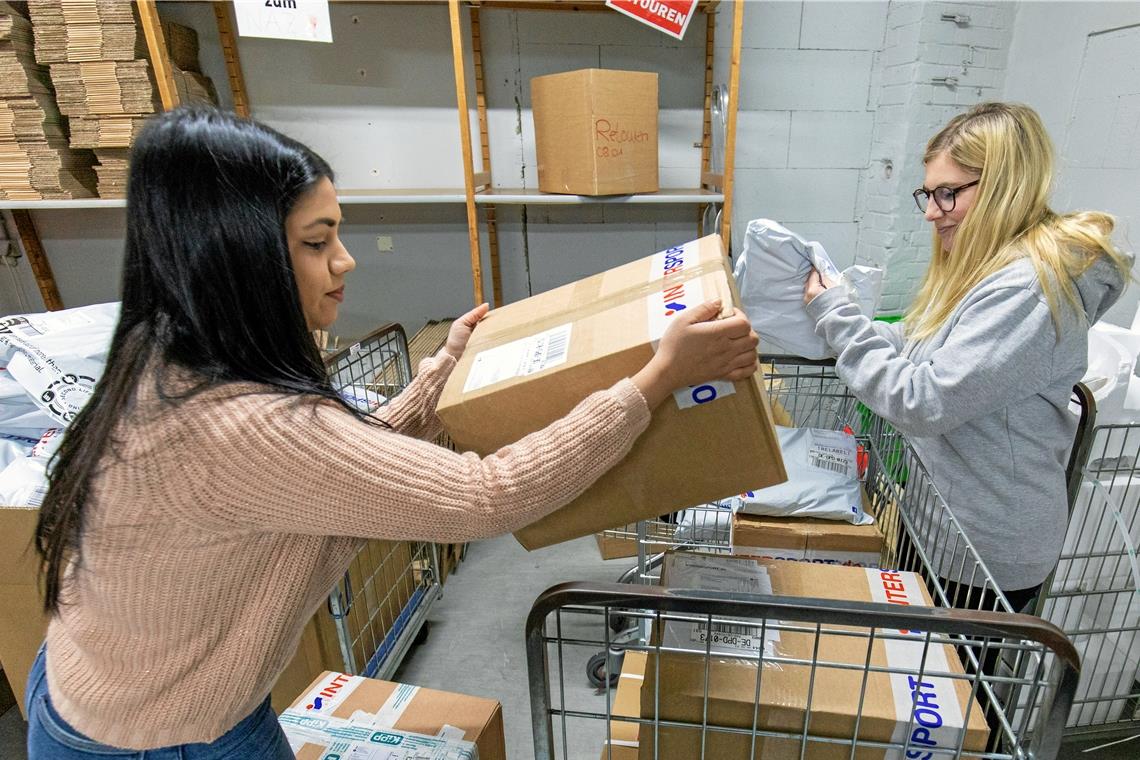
[
  {"x1": 605, "y1": 0, "x2": 700, "y2": 41},
  {"x1": 233, "y1": 0, "x2": 333, "y2": 44}
]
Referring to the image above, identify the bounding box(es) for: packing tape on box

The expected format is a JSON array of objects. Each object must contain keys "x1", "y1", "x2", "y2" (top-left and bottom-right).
[
  {"x1": 865, "y1": 568, "x2": 971, "y2": 760},
  {"x1": 470, "y1": 257, "x2": 729, "y2": 353},
  {"x1": 374, "y1": 683, "x2": 419, "y2": 727}
]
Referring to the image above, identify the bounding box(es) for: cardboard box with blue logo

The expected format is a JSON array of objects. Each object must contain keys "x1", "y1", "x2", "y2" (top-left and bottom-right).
[
  {"x1": 279, "y1": 670, "x2": 506, "y2": 760},
  {"x1": 635, "y1": 552, "x2": 989, "y2": 760},
  {"x1": 436, "y1": 234, "x2": 787, "y2": 550}
]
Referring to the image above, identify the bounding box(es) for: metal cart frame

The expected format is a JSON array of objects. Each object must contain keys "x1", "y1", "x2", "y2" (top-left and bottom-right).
[
  {"x1": 322, "y1": 323, "x2": 443, "y2": 680},
  {"x1": 528, "y1": 357, "x2": 1082, "y2": 760},
  {"x1": 1032, "y1": 416, "x2": 1140, "y2": 740}
]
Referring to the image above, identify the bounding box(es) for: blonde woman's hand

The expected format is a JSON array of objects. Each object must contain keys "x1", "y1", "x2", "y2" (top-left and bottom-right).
[
  {"x1": 442, "y1": 303, "x2": 490, "y2": 361},
  {"x1": 632, "y1": 300, "x2": 759, "y2": 408},
  {"x1": 803, "y1": 268, "x2": 839, "y2": 305}
]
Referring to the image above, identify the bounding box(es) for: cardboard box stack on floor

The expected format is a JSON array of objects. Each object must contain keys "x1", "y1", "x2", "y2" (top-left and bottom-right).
[
  {"x1": 279, "y1": 671, "x2": 506, "y2": 760},
  {"x1": 532, "y1": 68, "x2": 658, "y2": 196},
  {"x1": 28, "y1": 0, "x2": 220, "y2": 197},
  {"x1": 0, "y1": 3, "x2": 95, "y2": 199},
  {"x1": 625, "y1": 552, "x2": 988, "y2": 760},
  {"x1": 437, "y1": 235, "x2": 787, "y2": 550}
]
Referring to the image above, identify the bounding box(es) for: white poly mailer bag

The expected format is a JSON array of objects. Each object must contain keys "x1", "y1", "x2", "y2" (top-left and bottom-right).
[
  {"x1": 0, "y1": 302, "x2": 118, "y2": 427},
  {"x1": 738, "y1": 426, "x2": 872, "y2": 525},
  {"x1": 0, "y1": 427, "x2": 63, "y2": 506},
  {"x1": 733, "y1": 219, "x2": 883, "y2": 359}
]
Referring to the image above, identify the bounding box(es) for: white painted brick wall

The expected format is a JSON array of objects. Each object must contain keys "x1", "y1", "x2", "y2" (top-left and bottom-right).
[{"x1": 853, "y1": 0, "x2": 1017, "y2": 314}]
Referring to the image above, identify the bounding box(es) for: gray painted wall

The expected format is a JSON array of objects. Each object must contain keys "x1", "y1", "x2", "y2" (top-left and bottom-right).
[{"x1": 2, "y1": 1, "x2": 1138, "y2": 341}]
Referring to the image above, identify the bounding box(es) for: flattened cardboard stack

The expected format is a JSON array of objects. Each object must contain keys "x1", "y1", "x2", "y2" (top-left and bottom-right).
[
  {"x1": 32, "y1": 20, "x2": 146, "y2": 63},
  {"x1": 0, "y1": 4, "x2": 94, "y2": 199},
  {"x1": 92, "y1": 146, "x2": 126, "y2": 196},
  {"x1": 28, "y1": 0, "x2": 219, "y2": 196}
]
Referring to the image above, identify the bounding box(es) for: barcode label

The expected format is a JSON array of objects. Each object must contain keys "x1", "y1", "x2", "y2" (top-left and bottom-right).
[
  {"x1": 690, "y1": 621, "x2": 768, "y2": 652},
  {"x1": 27, "y1": 486, "x2": 47, "y2": 508},
  {"x1": 463, "y1": 324, "x2": 573, "y2": 393},
  {"x1": 809, "y1": 454, "x2": 850, "y2": 475},
  {"x1": 807, "y1": 435, "x2": 856, "y2": 479}
]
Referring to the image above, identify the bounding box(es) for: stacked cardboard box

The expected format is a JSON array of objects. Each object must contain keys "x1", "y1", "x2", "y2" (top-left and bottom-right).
[
  {"x1": 91, "y1": 146, "x2": 126, "y2": 196},
  {"x1": 279, "y1": 671, "x2": 506, "y2": 760},
  {"x1": 0, "y1": 4, "x2": 95, "y2": 199},
  {"x1": 28, "y1": 0, "x2": 218, "y2": 196},
  {"x1": 635, "y1": 552, "x2": 989, "y2": 760}
]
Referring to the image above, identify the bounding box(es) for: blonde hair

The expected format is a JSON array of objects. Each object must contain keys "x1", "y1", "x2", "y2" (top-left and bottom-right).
[{"x1": 905, "y1": 102, "x2": 1131, "y2": 342}]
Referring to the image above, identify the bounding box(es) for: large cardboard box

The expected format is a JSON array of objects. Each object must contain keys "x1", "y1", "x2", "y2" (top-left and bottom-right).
[
  {"x1": 731, "y1": 513, "x2": 883, "y2": 568},
  {"x1": 640, "y1": 553, "x2": 988, "y2": 760},
  {"x1": 532, "y1": 68, "x2": 658, "y2": 196},
  {"x1": 0, "y1": 505, "x2": 49, "y2": 719},
  {"x1": 280, "y1": 671, "x2": 506, "y2": 760},
  {"x1": 436, "y1": 235, "x2": 787, "y2": 550}
]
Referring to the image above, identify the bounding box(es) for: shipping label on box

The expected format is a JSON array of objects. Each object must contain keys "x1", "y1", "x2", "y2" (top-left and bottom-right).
[
  {"x1": 436, "y1": 235, "x2": 786, "y2": 550},
  {"x1": 642, "y1": 553, "x2": 987, "y2": 760}
]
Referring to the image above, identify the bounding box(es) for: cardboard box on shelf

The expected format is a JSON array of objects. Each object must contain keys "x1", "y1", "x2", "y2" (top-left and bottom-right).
[
  {"x1": 436, "y1": 235, "x2": 787, "y2": 550},
  {"x1": 0, "y1": 505, "x2": 49, "y2": 719},
  {"x1": 640, "y1": 552, "x2": 988, "y2": 760},
  {"x1": 280, "y1": 671, "x2": 506, "y2": 760},
  {"x1": 531, "y1": 68, "x2": 658, "y2": 196},
  {"x1": 731, "y1": 511, "x2": 883, "y2": 568}
]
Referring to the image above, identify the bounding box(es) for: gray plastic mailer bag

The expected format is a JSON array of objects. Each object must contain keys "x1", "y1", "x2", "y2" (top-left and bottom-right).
[{"x1": 733, "y1": 219, "x2": 883, "y2": 359}]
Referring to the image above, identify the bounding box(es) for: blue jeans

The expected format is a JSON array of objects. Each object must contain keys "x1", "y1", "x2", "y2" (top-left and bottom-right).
[{"x1": 26, "y1": 645, "x2": 295, "y2": 759}]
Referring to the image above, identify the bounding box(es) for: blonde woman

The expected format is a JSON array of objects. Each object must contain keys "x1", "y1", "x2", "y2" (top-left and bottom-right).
[{"x1": 803, "y1": 102, "x2": 1132, "y2": 611}]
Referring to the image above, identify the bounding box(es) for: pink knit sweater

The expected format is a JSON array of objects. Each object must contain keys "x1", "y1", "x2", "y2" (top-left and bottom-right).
[{"x1": 44, "y1": 352, "x2": 650, "y2": 748}]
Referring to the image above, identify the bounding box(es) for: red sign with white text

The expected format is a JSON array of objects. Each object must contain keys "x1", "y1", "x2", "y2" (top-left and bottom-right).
[{"x1": 606, "y1": 0, "x2": 700, "y2": 41}]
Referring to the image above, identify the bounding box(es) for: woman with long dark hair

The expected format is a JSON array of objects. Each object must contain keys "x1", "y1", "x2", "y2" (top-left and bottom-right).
[{"x1": 26, "y1": 106, "x2": 760, "y2": 757}]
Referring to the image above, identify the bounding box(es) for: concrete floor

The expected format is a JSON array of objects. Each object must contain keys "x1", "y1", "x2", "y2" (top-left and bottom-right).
[{"x1": 2, "y1": 534, "x2": 1138, "y2": 759}]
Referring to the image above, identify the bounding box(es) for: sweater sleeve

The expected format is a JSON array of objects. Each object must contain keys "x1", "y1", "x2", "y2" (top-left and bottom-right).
[
  {"x1": 180, "y1": 379, "x2": 652, "y2": 543},
  {"x1": 368, "y1": 352, "x2": 455, "y2": 441},
  {"x1": 804, "y1": 285, "x2": 1056, "y2": 438}
]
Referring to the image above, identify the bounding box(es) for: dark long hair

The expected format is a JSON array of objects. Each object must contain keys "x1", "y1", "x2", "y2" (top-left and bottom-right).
[{"x1": 36, "y1": 106, "x2": 363, "y2": 613}]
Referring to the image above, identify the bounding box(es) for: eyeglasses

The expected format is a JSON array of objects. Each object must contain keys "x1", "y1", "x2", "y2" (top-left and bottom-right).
[{"x1": 912, "y1": 179, "x2": 980, "y2": 213}]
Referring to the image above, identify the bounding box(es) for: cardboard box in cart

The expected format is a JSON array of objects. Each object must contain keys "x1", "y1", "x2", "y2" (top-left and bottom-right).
[
  {"x1": 531, "y1": 68, "x2": 659, "y2": 195},
  {"x1": 640, "y1": 553, "x2": 989, "y2": 760},
  {"x1": 281, "y1": 670, "x2": 506, "y2": 760},
  {"x1": 436, "y1": 235, "x2": 787, "y2": 550},
  {"x1": 731, "y1": 512, "x2": 884, "y2": 568}
]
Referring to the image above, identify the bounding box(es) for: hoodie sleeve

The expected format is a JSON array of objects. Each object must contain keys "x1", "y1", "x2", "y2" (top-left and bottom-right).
[{"x1": 806, "y1": 284, "x2": 1057, "y2": 438}]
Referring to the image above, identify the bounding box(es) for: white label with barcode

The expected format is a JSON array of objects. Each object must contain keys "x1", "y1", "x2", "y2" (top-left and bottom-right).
[
  {"x1": 806, "y1": 429, "x2": 857, "y2": 479},
  {"x1": 690, "y1": 621, "x2": 771, "y2": 652},
  {"x1": 462, "y1": 323, "x2": 572, "y2": 393}
]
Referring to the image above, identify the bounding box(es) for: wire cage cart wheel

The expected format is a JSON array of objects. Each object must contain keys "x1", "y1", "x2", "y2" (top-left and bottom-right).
[{"x1": 322, "y1": 323, "x2": 443, "y2": 680}]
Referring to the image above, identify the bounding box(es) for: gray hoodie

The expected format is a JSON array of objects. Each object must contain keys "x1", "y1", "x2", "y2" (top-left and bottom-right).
[{"x1": 806, "y1": 253, "x2": 1130, "y2": 591}]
